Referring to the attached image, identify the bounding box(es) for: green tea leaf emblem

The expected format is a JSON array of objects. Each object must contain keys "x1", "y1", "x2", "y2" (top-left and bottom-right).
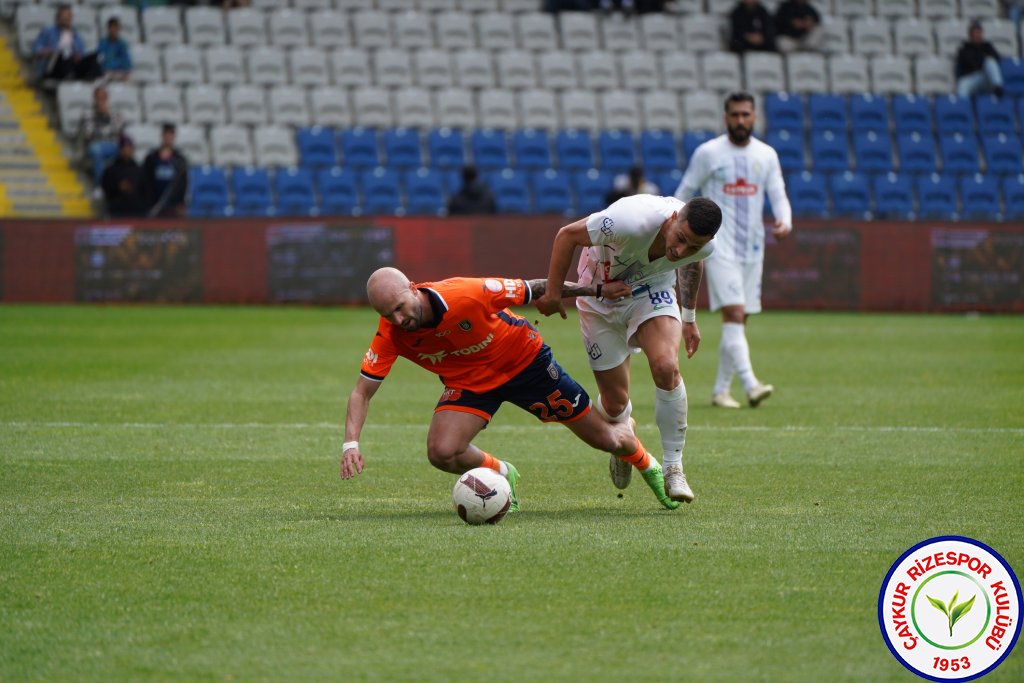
[{"x1": 928, "y1": 591, "x2": 976, "y2": 637}]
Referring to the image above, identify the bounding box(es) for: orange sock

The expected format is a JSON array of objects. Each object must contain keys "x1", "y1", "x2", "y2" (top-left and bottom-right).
[
  {"x1": 617, "y1": 442, "x2": 651, "y2": 470},
  {"x1": 480, "y1": 452, "x2": 501, "y2": 472}
]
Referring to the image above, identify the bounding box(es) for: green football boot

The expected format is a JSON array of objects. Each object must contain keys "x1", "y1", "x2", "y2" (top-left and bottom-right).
[
  {"x1": 505, "y1": 462, "x2": 520, "y2": 512},
  {"x1": 639, "y1": 459, "x2": 680, "y2": 510}
]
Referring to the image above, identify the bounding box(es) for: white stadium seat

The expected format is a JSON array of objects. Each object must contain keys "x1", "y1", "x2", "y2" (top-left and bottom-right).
[
  {"x1": 142, "y1": 6, "x2": 183, "y2": 47},
  {"x1": 961, "y1": 0, "x2": 999, "y2": 20},
  {"x1": 828, "y1": 53, "x2": 869, "y2": 94},
  {"x1": 538, "y1": 51, "x2": 578, "y2": 90},
  {"x1": 353, "y1": 11, "x2": 392, "y2": 50},
  {"x1": 640, "y1": 13, "x2": 677, "y2": 53},
  {"x1": 176, "y1": 124, "x2": 209, "y2": 165},
  {"x1": 870, "y1": 55, "x2": 912, "y2": 94},
  {"x1": 184, "y1": 7, "x2": 224, "y2": 47},
  {"x1": 331, "y1": 48, "x2": 372, "y2": 88},
  {"x1": 72, "y1": 7, "x2": 98, "y2": 52},
  {"x1": 476, "y1": 12, "x2": 517, "y2": 51},
  {"x1": 126, "y1": 124, "x2": 159, "y2": 163},
  {"x1": 682, "y1": 90, "x2": 720, "y2": 131},
  {"x1": 254, "y1": 126, "x2": 298, "y2": 168},
  {"x1": 227, "y1": 85, "x2": 267, "y2": 125},
  {"x1": 660, "y1": 52, "x2": 701, "y2": 92},
  {"x1": 415, "y1": 50, "x2": 455, "y2": 89},
  {"x1": 496, "y1": 50, "x2": 537, "y2": 90},
  {"x1": 57, "y1": 81, "x2": 93, "y2": 135},
  {"x1": 894, "y1": 19, "x2": 936, "y2": 58},
  {"x1": 15, "y1": 4, "x2": 49, "y2": 56},
  {"x1": 99, "y1": 6, "x2": 140, "y2": 46},
  {"x1": 831, "y1": 0, "x2": 873, "y2": 20},
  {"x1": 107, "y1": 82, "x2": 141, "y2": 125},
  {"x1": 600, "y1": 89, "x2": 641, "y2": 132},
  {"x1": 395, "y1": 87, "x2": 435, "y2": 128},
  {"x1": 455, "y1": 50, "x2": 496, "y2": 89},
  {"x1": 130, "y1": 44, "x2": 163, "y2": 85},
  {"x1": 203, "y1": 46, "x2": 243, "y2": 87},
  {"x1": 353, "y1": 87, "x2": 393, "y2": 128},
  {"x1": 226, "y1": 8, "x2": 267, "y2": 47},
  {"x1": 786, "y1": 52, "x2": 828, "y2": 93},
  {"x1": 701, "y1": 51, "x2": 742, "y2": 93},
  {"x1": 851, "y1": 17, "x2": 892, "y2": 56},
  {"x1": 519, "y1": 89, "x2": 558, "y2": 130},
  {"x1": 210, "y1": 125, "x2": 253, "y2": 167},
  {"x1": 915, "y1": 55, "x2": 955, "y2": 95},
  {"x1": 434, "y1": 87, "x2": 477, "y2": 129},
  {"x1": 184, "y1": 84, "x2": 226, "y2": 126},
  {"x1": 374, "y1": 49, "x2": 414, "y2": 88},
  {"x1": 681, "y1": 15, "x2": 721, "y2": 53},
  {"x1": 982, "y1": 20, "x2": 1019, "y2": 60},
  {"x1": 920, "y1": 0, "x2": 959, "y2": 21},
  {"x1": 601, "y1": 14, "x2": 638, "y2": 52},
  {"x1": 310, "y1": 87, "x2": 352, "y2": 127},
  {"x1": 290, "y1": 47, "x2": 329, "y2": 87},
  {"x1": 436, "y1": 12, "x2": 475, "y2": 51},
  {"x1": 247, "y1": 47, "x2": 287, "y2": 86},
  {"x1": 517, "y1": 12, "x2": 557, "y2": 52},
  {"x1": 394, "y1": 12, "x2": 434, "y2": 50},
  {"x1": 560, "y1": 89, "x2": 599, "y2": 131},
  {"x1": 162, "y1": 45, "x2": 203, "y2": 86},
  {"x1": 935, "y1": 20, "x2": 969, "y2": 58},
  {"x1": 559, "y1": 11, "x2": 598, "y2": 52},
  {"x1": 269, "y1": 85, "x2": 311, "y2": 127},
  {"x1": 478, "y1": 88, "x2": 518, "y2": 129},
  {"x1": 310, "y1": 10, "x2": 350, "y2": 49},
  {"x1": 577, "y1": 51, "x2": 619, "y2": 90},
  {"x1": 744, "y1": 52, "x2": 786, "y2": 94},
  {"x1": 641, "y1": 91, "x2": 683, "y2": 133},
  {"x1": 142, "y1": 84, "x2": 182, "y2": 125},
  {"x1": 269, "y1": 9, "x2": 308, "y2": 48},
  {"x1": 619, "y1": 51, "x2": 660, "y2": 92},
  {"x1": 820, "y1": 17, "x2": 850, "y2": 55},
  {"x1": 875, "y1": 0, "x2": 915, "y2": 20}
]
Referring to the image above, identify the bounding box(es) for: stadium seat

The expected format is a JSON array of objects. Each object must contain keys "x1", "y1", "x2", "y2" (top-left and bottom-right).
[
  {"x1": 331, "y1": 48, "x2": 372, "y2": 89},
  {"x1": 108, "y1": 83, "x2": 142, "y2": 126},
  {"x1": 227, "y1": 8, "x2": 267, "y2": 47},
  {"x1": 162, "y1": 45, "x2": 203, "y2": 86},
  {"x1": 561, "y1": 90, "x2": 600, "y2": 131},
  {"x1": 269, "y1": 8, "x2": 307, "y2": 48},
  {"x1": 513, "y1": 129, "x2": 552, "y2": 170},
  {"x1": 353, "y1": 88, "x2": 393, "y2": 129},
  {"x1": 659, "y1": 52, "x2": 700, "y2": 92},
  {"x1": 310, "y1": 9, "x2": 350, "y2": 48},
  {"x1": 935, "y1": 96, "x2": 975, "y2": 135},
  {"x1": 808, "y1": 94, "x2": 847, "y2": 132},
  {"x1": 653, "y1": 168, "x2": 683, "y2": 197},
  {"x1": 849, "y1": 94, "x2": 888, "y2": 132},
  {"x1": 982, "y1": 133, "x2": 1023, "y2": 176},
  {"x1": 896, "y1": 132, "x2": 938, "y2": 174},
  {"x1": 959, "y1": 174, "x2": 1001, "y2": 219},
  {"x1": 683, "y1": 91, "x2": 720, "y2": 132},
  {"x1": 680, "y1": 14, "x2": 719, "y2": 53},
  {"x1": 892, "y1": 95, "x2": 933, "y2": 134},
  {"x1": 870, "y1": 55, "x2": 912, "y2": 95},
  {"x1": 830, "y1": 171, "x2": 872, "y2": 218},
  {"x1": 914, "y1": 56, "x2": 955, "y2": 96},
  {"x1": 939, "y1": 133, "x2": 980, "y2": 175},
  {"x1": 1003, "y1": 174, "x2": 1024, "y2": 218},
  {"x1": 477, "y1": 12, "x2": 517, "y2": 52},
  {"x1": 560, "y1": 11, "x2": 598, "y2": 52},
  {"x1": 296, "y1": 127, "x2": 338, "y2": 169},
  {"x1": 269, "y1": 86, "x2": 311, "y2": 127},
  {"x1": 142, "y1": 84, "x2": 182, "y2": 125},
  {"x1": 189, "y1": 165, "x2": 229, "y2": 215},
  {"x1": 556, "y1": 130, "x2": 595, "y2": 170},
  {"x1": 920, "y1": 0, "x2": 958, "y2": 21},
  {"x1": 640, "y1": 12, "x2": 677, "y2": 53},
  {"x1": 317, "y1": 166, "x2": 360, "y2": 216},
  {"x1": 232, "y1": 166, "x2": 273, "y2": 215},
  {"x1": 873, "y1": 172, "x2": 915, "y2": 219},
  {"x1": 471, "y1": 129, "x2": 510, "y2": 170},
  {"x1": 290, "y1": 47, "x2": 330, "y2": 88},
  {"x1": 620, "y1": 51, "x2": 660, "y2": 91},
  {"x1": 963, "y1": 0, "x2": 1001, "y2": 19},
  {"x1": 520, "y1": 89, "x2": 559, "y2": 131},
  {"x1": 310, "y1": 88, "x2": 351, "y2": 128},
  {"x1": 532, "y1": 169, "x2": 574, "y2": 215},
  {"x1": 497, "y1": 50, "x2": 538, "y2": 90},
  {"x1": 1001, "y1": 58, "x2": 1024, "y2": 97},
  {"x1": 934, "y1": 19, "x2": 969, "y2": 58},
  {"x1": 211, "y1": 125, "x2": 253, "y2": 167},
  {"x1": 255, "y1": 126, "x2": 299, "y2": 168},
  {"x1": 435, "y1": 12, "x2": 474, "y2": 51},
  {"x1": 517, "y1": 12, "x2": 557, "y2": 52},
  {"x1": 142, "y1": 6, "x2": 183, "y2": 47},
  {"x1": 573, "y1": 168, "x2": 614, "y2": 214},
  {"x1": 982, "y1": 18, "x2": 1019, "y2": 58},
  {"x1": 339, "y1": 128, "x2": 380, "y2": 170},
  {"x1": 820, "y1": 16, "x2": 850, "y2": 54},
  {"x1": 427, "y1": 128, "x2": 466, "y2": 170},
  {"x1": 353, "y1": 11, "x2": 392, "y2": 50},
  {"x1": 915, "y1": 173, "x2": 958, "y2": 218},
  {"x1": 743, "y1": 53, "x2": 785, "y2": 94},
  {"x1": 247, "y1": 47, "x2": 287, "y2": 87},
  {"x1": 894, "y1": 18, "x2": 935, "y2": 57},
  {"x1": 828, "y1": 54, "x2": 869, "y2": 94},
  {"x1": 853, "y1": 130, "x2": 893, "y2": 173},
  {"x1": 130, "y1": 44, "x2": 163, "y2": 85},
  {"x1": 602, "y1": 14, "x2": 639, "y2": 53},
  {"x1": 537, "y1": 51, "x2": 577, "y2": 91},
  {"x1": 641, "y1": 92, "x2": 682, "y2": 133},
  {"x1": 433, "y1": 88, "x2": 476, "y2": 130},
  {"x1": 395, "y1": 11, "x2": 433, "y2": 50},
  {"x1": 764, "y1": 130, "x2": 805, "y2": 173},
  {"x1": 490, "y1": 168, "x2": 531, "y2": 213},
  {"x1": 975, "y1": 96, "x2": 1017, "y2": 135},
  {"x1": 479, "y1": 89, "x2": 518, "y2": 130},
  {"x1": 598, "y1": 131, "x2": 636, "y2": 174},
  {"x1": 786, "y1": 53, "x2": 828, "y2": 93},
  {"x1": 701, "y1": 52, "x2": 742, "y2": 94},
  {"x1": 852, "y1": 17, "x2": 892, "y2": 56},
  {"x1": 275, "y1": 167, "x2": 317, "y2": 217},
  {"x1": 810, "y1": 130, "x2": 849, "y2": 173},
  {"x1": 764, "y1": 93, "x2": 803, "y2": 132},
  {"x1": 375, "y1": 49, "x2": 414, "y2": 89},
  {"x1": 176, "y1": 125, "x2": 210, "y2": 166},
  {"x1": 227, "y1": 85, "x2": 267, "y2": 126},
  {"x1": 98, "y1": 5, "x2": 140, "y2": 45},
  {"x1": 361, "y1": 166, "x2": 403, "y2": 215},
  {"x1": 404, "y1": 167, "x2": 446, "y2": 216},
  {"x1": 383, "y1": 128, "x2": 424, "y2": 169},
  {"x1": 415, "y1": 49, "x2": 455, "y2": 89},
  {"x1": 578, "y1": 52, "x2": 619, "y2": 91},
  {"x1": 184, "y1": 84, "x2": 225, "y2": 126},
  {"x1": 786, "y1": 171, "x2": 829, "y2": 217},
  {"x1": 600, "y1": 90, "x2": 641, "y2": 133},
  {"x1": 203, "y1": 46, "x2": 243, "y2": 87},
  {"x1": 682, "y1": 130, "x2": 715, "y2": 161},
  {"x1": 57, "y1": 82, "x2": 93, "y2": 135},
  {"x1": 639, "y1": 131, "x2": 680, "y2": 174}
]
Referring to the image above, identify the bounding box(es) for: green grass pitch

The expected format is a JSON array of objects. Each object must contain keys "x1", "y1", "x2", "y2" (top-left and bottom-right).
[{"x1": 1, "y1": 305, "x2": 1022, "y2": 682}]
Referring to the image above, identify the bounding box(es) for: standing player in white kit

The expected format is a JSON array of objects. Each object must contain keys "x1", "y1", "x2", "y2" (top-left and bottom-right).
[{"x1": 675, "y1": 92, "x2": 793, "y2": 409}]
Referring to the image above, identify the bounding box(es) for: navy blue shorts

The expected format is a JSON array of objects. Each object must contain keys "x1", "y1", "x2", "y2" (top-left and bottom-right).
[{"x1": 435, "y1": 345, "x2": 592, "y2": 423}]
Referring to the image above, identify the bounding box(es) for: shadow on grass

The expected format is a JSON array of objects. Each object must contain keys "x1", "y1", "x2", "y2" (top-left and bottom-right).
[{"x1": 292, "y1": 507, "x2": 678, "y2": 522}]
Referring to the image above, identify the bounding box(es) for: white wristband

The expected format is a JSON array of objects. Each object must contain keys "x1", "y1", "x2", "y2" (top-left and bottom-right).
[
  {"x1": 681, "y1": 307, "x2": 696, "y2": 323},
  {"x1": 342, "y1": 441, "x2": 359, "y2": 453}
]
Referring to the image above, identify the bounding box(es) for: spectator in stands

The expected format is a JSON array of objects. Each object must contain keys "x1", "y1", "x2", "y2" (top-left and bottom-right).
[
  {"x1": 605, "y1": 166, "x2": 660, "y2": 205},
  {"x1": 31, "y1": 4, "x2": 93, "y2": 82},
  {"x1": 774, "y1": 0, "x2": 824, "y2": 53},
  {"x1": 95, "y1": 17, "x2": 132, "y2": 81},
  {"x1": 77, "y1": 85, "x2": 124, "y2": 185},
  {"x1": 142, "y1": 124, "x2": 189, "y2": 218},
  {"x1": 447, "y1": 166, "x2": 497, "y2": 216},
  {"x1": 102, "y1": 135, "x2": 146, "y2": 218},
  {"x1": 956, "y1": 21, "x2": 1004, "y2": 98},
  {"x1": 729, "y1": 0, "x2": 777, "y2": 53}
]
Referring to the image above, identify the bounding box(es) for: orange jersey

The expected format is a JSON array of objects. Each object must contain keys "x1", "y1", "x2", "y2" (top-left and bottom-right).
[{"x1": 360, "y1": 277, "x2": 544, "y2": 393}]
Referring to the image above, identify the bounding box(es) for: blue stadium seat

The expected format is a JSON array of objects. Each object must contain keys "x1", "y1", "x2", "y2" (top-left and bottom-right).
[
  {"x1": 513, "y1": 129, "x2": 552, "y2": 170},
  {"x1": 598, "y1": 130, "x2": 636, "y2": 174},
  {"x1": 189, "y1": 165, "x2": 229, "y2": 215},
  {"x1": 555, "y1": 130, "x2": 594, "y2": 171},
  {"x1": 892, "y1": 95, "x2": 932, "y2": 134},
  {"x1": 1003, "y1": 174, "x2": 1024, "y2": 218},
  {"x1": 275, "y1": 167, "x2": 317, "y2": 217},
  {"x1": 639, "y1": 131, "x2": 680, "y2": 173},
  {"x1": 339, "y1": 128, "x2": 380, "y2": 169},
  {"x1": 471, "y1": 129, "x2": 510, "y2": 171},
  {"x1": 427, "y1": 128, "x2": 466, "y2": 170},
  {"x1": 383, "y1": 128, "x2": 424, "y2": 169},
  {"x1": 896, "y1": 132, "x2": 937, "y2": 174},
  {"x1": 532, "y1": 169, "x2": 573, "y2": 214},
  {"x1": 915, "y1": 173, "x2": 958, "y2": 218},
  {"x1": 829, "y1": 171, "x2": 871, "y2": 218},
  {"x1": 873, "y1": 172, "x2": 914, "y2": 219},
  {"x1": 232, "y1": 166, "x2": 272, "y2": 215},
  {"x1": 852, "y1": 130, "x2": 893, "y2": 173},
  {"x1": 296, "y1": 127, "x2": 338, "y2": 168},
  {"x1": 653, "y1": 168, "x2": 683, "y2": 197},
  {"x1": 959, "y1": 173, "x2": 1001, "y2": 219},
  {"x1": 849, "y1": 94, "x2": 888, "y2": 132},
  {"x1": 939, "y1": 132, "x2": 980, "y2": 175},
  {"x1": 982, "y1": 133, "x2": 1023, "y2": 175},
  {"x1": 361, "y1": 166, "x2": 403, "y2": 215},
  {"x1": 682, "y1": 131, "x2": 715, "y2": 161},
  {"x1": 573, "y1": 168, "x2": 612, "y2": 214},
  {"x1": 317, "y1": 166, "x2": 360, "y2": 216},
  {"x1": 1000, "y1": 58, "x2": 1024, "y2": 97},
  {"x1": 489, "y1": 168, "x2": 531, "y2": 213},
  {"x1": 934, "y1": 95, "x2": 975, "y2": 135},
  {"x1": 764, "y1": 92, "x2": 803, "y2": 132},
  {"x1": 786, "y1": 170, "x2": 828, "y2": 217},
  {"x1": 438, "y1": 168, "x2": 462, "y2": 195},
  {"x1": 808, "y1": 94, "x2": 847, "y2": 132},
  {"x1": 975, "y1": 95, "x2": 1017, "y2": 135},
  {"x1": 764, "y1": 129, "x2": 804, "y2": 173},
  {"x1": 403, "y1": 167, "x2": 445, "y2": 216},
  {"x1": 809, "y1": 130, "x2": 849, "y2": 173}
]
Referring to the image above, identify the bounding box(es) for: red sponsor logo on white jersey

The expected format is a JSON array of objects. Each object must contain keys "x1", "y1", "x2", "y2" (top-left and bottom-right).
[{"x1": 723, "y1": 177, "x2": 758, "y2": 196}]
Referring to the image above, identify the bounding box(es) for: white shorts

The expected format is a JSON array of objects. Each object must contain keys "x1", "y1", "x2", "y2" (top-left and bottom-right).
[
  {"x1": 576, "y1": 284, "x2": 681, "y2": 371},
  {"x1": 705, "y1": 254, "x2": 763, "y2": 314}
]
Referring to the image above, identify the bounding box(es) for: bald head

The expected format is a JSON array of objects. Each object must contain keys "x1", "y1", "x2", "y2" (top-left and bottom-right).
[{"x1": 367, "y1": 267, "x2": 428, "y2": 330}]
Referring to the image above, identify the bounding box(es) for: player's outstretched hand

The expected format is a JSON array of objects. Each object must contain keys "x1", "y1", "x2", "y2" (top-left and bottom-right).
[
  {"x1": 535, "y1": 295, "x2": 567, "y2": 319},
  {"x1": 340, "y1": 445, "x2": 364, "y2": 479},
  {"x1": 682, "y1": 322, "x2": 701, "y2": 359},
  {"x1": 600, "y1": 280, "x2": 631, "y2": 301},
  {"x1": 772, "y1": 220, "x2": 792, "y2": 240}
]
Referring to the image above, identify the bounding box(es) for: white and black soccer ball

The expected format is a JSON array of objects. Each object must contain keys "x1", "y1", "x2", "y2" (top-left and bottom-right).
[{"x1": 452, "y1": 467, "x2": 511, "y2": 525}]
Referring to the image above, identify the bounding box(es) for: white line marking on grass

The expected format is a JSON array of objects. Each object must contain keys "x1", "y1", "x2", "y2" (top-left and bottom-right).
[{"x1": 3, "y1": 421, "x2": 1023, "y2": 434}]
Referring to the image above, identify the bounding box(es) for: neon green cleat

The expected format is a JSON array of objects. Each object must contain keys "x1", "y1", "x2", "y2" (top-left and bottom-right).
[
  {"x1": 505, "y1": 462, "x2": 520, "y2": 512},
  {"x1": 639, "y1": 459, "x2": 680, "y2": 510}
]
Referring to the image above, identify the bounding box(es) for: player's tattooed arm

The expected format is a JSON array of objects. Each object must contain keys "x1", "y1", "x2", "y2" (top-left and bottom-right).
[
  {"x1": 526, "y1": 279, "x2": 596, "y2": 299},
  {"x1": 677, "y1": 262, "x2": 703, "y2": 311}
]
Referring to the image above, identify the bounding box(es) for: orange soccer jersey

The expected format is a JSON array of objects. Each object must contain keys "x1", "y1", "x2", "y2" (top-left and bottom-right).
[{"x1": 359, "y1": 277, "x2": 544, "y2": 393}]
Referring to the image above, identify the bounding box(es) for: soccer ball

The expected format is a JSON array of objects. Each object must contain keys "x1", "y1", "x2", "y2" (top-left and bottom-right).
[{"x1": 452, "y1": 468, "x2": 511, "y2": 525}]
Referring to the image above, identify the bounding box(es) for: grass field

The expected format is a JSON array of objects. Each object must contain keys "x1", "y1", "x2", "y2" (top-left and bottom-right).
[{"x1": 1, "y1": 305, "x2": 1022, "y2": 683}]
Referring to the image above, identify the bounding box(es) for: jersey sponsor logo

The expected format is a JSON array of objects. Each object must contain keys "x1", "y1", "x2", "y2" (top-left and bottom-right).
[
  {"x1": 484, "y1": 279, "x2": 503, "y2": 293},
  {"x1": 600, "y1": 216, "x2": 614, "y2": 236},
  {"x1": 440, "y1": 387, "x2": 462, "y2": 402},
  {"x1": 416, "y1": 333, "x2": 496, "y2": 366},
  {"x1": 547, "y1": 362, "x2": 559, "y2": 380},
  {"x1": 364, "y1": 349, "x2": 379, "y2": 365},
  {"x1": 723, "y1": 177, "x2": 759, "y2": 196},
  {"x1": 418, "y1": 350, "x2": 446, "y2": 365},
  {"x1": 458, "y1": 319, "x2": 472, "y2": 331},
  {"x1": 587, "y1": 342, "x2": 602, "y2": 360}
]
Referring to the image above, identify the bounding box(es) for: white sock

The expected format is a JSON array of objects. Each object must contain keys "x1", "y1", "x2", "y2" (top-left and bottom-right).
[
  {"x1": 497, "y1": 460, "x2": 509, "y2": 476},
  {"x1": 714, "y1": 333, "x2": 735, "y2": 396},
  {"x1": 655, "y1": 381, "x2": 687, "y2": 469},
  {"x1": 721, "y1": 322, "x2": 758, "y2": 393},
  {"x1": 594, "y1": 394, "x2": 631, "y2": 423}
]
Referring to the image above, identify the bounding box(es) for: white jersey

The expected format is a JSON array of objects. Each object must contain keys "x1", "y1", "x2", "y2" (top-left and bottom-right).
[
  {"x1": 675, "y1": 135, "x2": 792, "y2": 264},
  {"x1": 576, "y1": 194, "x2": 715, "y2": 294}
]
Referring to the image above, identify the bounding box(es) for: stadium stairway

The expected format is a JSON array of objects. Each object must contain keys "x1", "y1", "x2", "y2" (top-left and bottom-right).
[{"x1": 0, "y1": 33, "x2": 89, "y2": 218}]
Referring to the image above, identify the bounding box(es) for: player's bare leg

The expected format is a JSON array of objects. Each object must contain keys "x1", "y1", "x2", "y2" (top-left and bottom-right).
[
  {"x1": 592, "y1": 361, "x2": 634, "y2": 489},
  {"x1": 719, "y1": 306, "x2": 773, "y2": 408},
  {"x1": 427, "y1": 409, "x2": 521, "y2": 510}
]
